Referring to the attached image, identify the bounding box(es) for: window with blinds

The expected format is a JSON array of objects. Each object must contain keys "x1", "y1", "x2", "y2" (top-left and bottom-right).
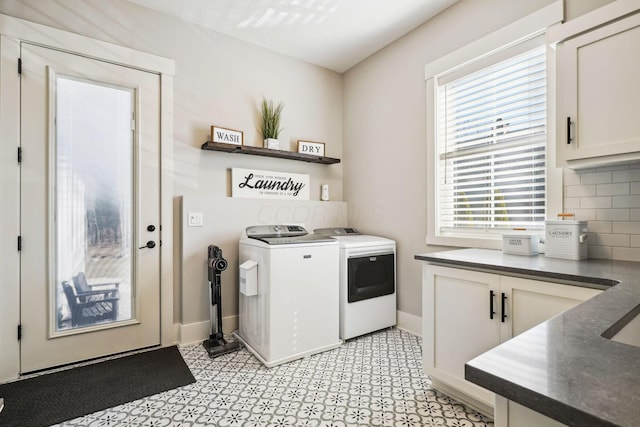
[{"x1": 435, "y1": 45, "x2": 546, "y2": 235}]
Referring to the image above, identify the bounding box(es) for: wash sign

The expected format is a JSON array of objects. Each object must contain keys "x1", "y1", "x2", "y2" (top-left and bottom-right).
[{"x1": 231, "y1": 168, "x2": 309, "y2": 200}]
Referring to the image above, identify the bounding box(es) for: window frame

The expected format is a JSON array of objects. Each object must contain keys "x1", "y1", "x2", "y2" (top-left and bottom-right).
[{"x1": 425, "y1": 1, "x2": 563, "y2": 249}]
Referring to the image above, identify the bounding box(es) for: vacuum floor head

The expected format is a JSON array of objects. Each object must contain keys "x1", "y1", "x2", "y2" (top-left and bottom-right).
[{"x1": 203, "y1": 338, "x2": 241, "y2": 358}]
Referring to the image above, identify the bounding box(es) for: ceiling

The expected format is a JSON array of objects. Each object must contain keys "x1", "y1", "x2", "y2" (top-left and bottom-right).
[{"x1": 127, "y1": 0, "x2": 458, "y2": 73}]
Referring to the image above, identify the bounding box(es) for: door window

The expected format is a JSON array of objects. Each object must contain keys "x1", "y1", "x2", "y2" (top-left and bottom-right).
[{"x1": 54, "y1": 76, "x2": 135, "y2": 333}]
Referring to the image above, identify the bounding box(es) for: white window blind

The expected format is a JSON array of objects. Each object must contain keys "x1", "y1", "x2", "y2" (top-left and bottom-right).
[{"x1": 436, "y1": 45, "x2": 546, "y2": 235}]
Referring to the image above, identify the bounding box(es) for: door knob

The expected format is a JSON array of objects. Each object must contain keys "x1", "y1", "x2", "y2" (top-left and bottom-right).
[
  {"x1": 139, "y1": 240, "x2": 156, "y2": 249},
  {"x1": 147, "y1": 225, "x2": 156, "y2": 232}
]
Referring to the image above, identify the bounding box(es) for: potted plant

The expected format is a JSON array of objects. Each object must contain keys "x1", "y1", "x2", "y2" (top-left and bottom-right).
[{"x1": 261, "y1": 97, "x2": 284, "y2": 149}]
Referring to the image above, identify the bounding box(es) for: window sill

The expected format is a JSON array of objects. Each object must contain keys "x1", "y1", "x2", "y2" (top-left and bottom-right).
[{"x1": 426, "y1": 232, "x2": 544, "y2": 250}]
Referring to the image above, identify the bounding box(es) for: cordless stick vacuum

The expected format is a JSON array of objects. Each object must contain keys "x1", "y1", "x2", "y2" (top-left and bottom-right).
[{"x1": 203, "y1": 245, "x2": 240, "y2": 358}]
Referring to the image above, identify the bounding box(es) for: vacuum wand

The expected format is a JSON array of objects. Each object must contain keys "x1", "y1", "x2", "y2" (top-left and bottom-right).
[
  {"x1": 210, "y1": 263, "x2": 224, "y2": 341},
  {"x1": 203, "y1": 245, "x2": 240, "y2": 358}
]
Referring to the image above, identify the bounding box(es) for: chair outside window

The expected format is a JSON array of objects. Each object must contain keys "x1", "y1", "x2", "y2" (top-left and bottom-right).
[
  {"x1": 73, "y1": 272, "x2": 120, "y2": 297},
  {"x1": 62, "y1": 281, "x2": 119, "y2": 327}
]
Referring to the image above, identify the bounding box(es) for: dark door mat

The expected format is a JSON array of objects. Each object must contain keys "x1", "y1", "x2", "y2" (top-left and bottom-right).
[{"x1": 0, "y1": 345, "x2": 196, "y2": 427}]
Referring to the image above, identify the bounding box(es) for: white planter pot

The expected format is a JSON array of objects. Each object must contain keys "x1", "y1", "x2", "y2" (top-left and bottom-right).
[{"x1": 264, "y1": 138, "x2": 279, "y2": 150}]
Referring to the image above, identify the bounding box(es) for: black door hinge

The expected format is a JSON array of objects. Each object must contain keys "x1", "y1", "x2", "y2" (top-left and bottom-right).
[
  {"x1": 18, "y1": 324, "x2": 22, "y2": 340},
  {"x1": 18, "y1": 57, "x2": 22, "y2": 74},
  {"x1": 18, "y1": 236, "x2": 22, "y2": 251},
  {"x1": 18, "y1": 147, "x2": 22, "y2": 163}
]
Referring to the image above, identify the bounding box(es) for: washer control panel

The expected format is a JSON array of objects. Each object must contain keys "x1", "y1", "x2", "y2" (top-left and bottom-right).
[{"x1": 246, "y1": 224, "x2": 307, "y2": 239}]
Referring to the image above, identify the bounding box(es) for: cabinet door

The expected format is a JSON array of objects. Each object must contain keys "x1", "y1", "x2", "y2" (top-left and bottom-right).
[
  {"x1": 495, "y1": 396, "x2": 567, "y2": 427},
  {"x1": 500, "y1": 276, "x2": 601, "y2": 341},
  {"x1": 557, "y1": 13, "x2": 640, "y2": 164},
  {"x1": 423, "y1": 265, "x2": 500, "y2": 407}
]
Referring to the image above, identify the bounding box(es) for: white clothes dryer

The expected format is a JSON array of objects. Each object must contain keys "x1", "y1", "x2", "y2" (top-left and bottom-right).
[
  {"x1": 314, "y1": 228, "x2": 396, "y2": 340},
  {"x1": 238, "y1": 225, "x2": 341, "y2": 367}
]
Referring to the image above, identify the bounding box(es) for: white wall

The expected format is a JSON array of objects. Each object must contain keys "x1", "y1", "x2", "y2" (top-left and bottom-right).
[
  {"x1": 0, "y1": 0, "x2": 343, "y2": 336},
  {"x1": 0, "y1": 0, "x2": 344, "y2": 199},
  {"x1": 342, "y1": 0, "x2": 614, "y2": 317}
]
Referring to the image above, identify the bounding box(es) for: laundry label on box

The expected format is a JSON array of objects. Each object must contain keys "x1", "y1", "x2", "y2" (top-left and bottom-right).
[{"x1": 231, "y1": 168, "x2": 309, "y2": 200}]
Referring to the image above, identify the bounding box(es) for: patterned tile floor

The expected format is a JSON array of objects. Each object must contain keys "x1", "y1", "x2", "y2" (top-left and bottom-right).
[{"x1": 58, "y1": 328, "x2": 494, "y2": 426}]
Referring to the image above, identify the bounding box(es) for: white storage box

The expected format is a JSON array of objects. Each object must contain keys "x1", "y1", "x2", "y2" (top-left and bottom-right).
[
  {"x1": 502, "y1": 234, "x2": 539, "y2": 255},
  {"x1": 239, "y1": 260, "x2": 258, "y2": 296},
  {"x1": 545, "y1": 220, "x2": 588, "y2": 260}
]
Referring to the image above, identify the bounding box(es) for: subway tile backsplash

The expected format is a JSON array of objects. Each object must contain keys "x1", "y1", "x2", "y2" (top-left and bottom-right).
[{"x1": 563, "y1": 163, "x2": 640, "y2": 262}]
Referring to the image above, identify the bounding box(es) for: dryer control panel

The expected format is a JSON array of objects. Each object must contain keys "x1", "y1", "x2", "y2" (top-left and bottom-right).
[{"x1": 314, "y1": 227, "x2": 360, "y2": 236}]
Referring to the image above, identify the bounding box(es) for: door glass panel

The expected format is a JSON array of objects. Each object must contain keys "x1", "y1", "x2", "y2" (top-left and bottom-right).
[{"x1": 54, "y1": 75, "x2": 134, "y2": 333}]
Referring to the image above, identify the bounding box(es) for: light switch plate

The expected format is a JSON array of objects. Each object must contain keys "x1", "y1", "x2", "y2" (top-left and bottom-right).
[{"x1": 187, "y1": 212, "x2": 203, "y2": 227}]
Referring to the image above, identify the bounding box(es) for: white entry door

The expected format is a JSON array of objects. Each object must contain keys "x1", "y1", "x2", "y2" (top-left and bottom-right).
[{"x1": 20, "y1": 43, "x2": 161, "y2": 372}]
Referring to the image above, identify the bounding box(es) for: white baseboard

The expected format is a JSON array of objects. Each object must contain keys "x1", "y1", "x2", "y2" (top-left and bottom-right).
[
  {"x1": 396, "y1": 310, "x2": 421, "y2": 337},
  {"x1": 431, "y1": 378, "x2": 494, "y2": 418},
  {"x1": 180, "y1": 313, "x2": 415, "y2": 345},
  {"x1": 179, "y1": 315, "x2": 239, "y2": 346}
]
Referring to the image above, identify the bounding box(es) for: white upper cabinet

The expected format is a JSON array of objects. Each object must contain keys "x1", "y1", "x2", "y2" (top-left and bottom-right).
[{"x1": 552, "y1": 2, "x2": 640, "y2": 168}]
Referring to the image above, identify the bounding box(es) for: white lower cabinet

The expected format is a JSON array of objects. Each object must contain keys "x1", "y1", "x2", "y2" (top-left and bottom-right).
[
  {"x1": 495, "y1": 396, "x2": 566, "y2": 427},
  {"x1": 423, "y1": 266, "x2": 500, "y2": 411},
  {"x1": 422, "y1": 264, "x2": 601, "y2": 413}
]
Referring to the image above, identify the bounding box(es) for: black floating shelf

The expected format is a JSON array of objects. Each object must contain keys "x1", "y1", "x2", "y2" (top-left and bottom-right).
[{"x1": 201, "y1": 141, "x2": 341, "y2": 165}]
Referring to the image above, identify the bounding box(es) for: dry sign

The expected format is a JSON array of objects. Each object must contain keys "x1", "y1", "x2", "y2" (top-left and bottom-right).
[
  {"x1": 231, "y1": 168, "x2": 309, "y2": 200},
  {"x1": 297, "y1": 140, "x2": 325, "y2": 156}
]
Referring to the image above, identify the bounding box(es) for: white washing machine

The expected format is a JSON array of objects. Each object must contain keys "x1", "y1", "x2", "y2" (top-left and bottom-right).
[
  {"x1": 238, "y1": 225, "x2": 341, "y2": 367},
  {"x1": 314, "y1": 227, "x2": 396, "y2": 340}
]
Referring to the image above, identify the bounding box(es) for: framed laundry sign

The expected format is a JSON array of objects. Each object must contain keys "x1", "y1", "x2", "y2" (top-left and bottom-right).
[
  {"x1": 211, "y1": 125, "x2": 243, "y2": 145},
  {"x1": 231, "y1": 168, "x2": 309, "y2": 200}
]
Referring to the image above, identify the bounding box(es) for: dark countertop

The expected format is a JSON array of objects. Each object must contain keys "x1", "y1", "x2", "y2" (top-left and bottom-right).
[{"x1": 415, "y1": 249, "x2": 640, "y2": 427}]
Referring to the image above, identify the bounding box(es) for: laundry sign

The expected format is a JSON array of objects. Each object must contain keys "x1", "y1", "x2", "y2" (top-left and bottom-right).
[{"x1": 231, "y1": 168, "x2": 309, "y2": 200}]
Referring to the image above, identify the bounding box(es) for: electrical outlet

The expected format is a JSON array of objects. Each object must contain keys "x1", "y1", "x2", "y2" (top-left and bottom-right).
[{"x1": 187, "y1": 212, "x2": 203, "y2": 227}]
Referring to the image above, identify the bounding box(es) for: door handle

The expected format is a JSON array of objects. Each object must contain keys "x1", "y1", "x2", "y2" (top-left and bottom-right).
[
  {"x1": 501, "y1": 292, "x2": 507, "y2": 323},
  {"x1": 139, "y1": 240, "x2": 156, "y2": 249},
  {"x1": 567, "y1": 117, "x2": 572, "y2": 145},
  {"x1": 489, "y1": 290, "x2": 496, "y2": 320}
]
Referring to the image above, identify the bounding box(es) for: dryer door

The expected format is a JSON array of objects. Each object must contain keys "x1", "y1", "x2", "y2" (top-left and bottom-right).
[{"x1": 347, "y1": 253, "x2": 395, "y2": 303}]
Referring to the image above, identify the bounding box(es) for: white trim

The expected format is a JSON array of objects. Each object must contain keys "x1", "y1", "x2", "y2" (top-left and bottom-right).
[
  {"x1": 425, "y1": 1, "x2": 564, "y2": 249},
  {"x1": 0, "y1": 13, "x2": 175, "y2": 381},
  {"x1": 0, "y1": 35, "x2": 21, "y2": 382},
  {"x1": 431, "y1": 378, "x2": 495, "y2": 418},
  {"x1": 0, "y1": 14, "x2": 174, "y2": 75},
  {"x1": 424, "y1": 1, "x2": 563, "y2": 79},
  {"x1": 179, "y1": 320, "x2": 210, "y2": 346},
  {"x1": 545, "y1": 35, "x2": 563, "y2": 222},
  {"x1": 160, "y1": 73, "x2": 176, "y2": 348},
  {"x1": 179, "y1": 315, "x2": 239, "y2": 346},
  {"x1": 494, "y1": 395, "x2": 509, "y2": 427},
  {"x1": 396, "y1": 310, "x2": 422, "y2": 337},
  {"x1": 547, "y1": 0, "x2": 640, "y2": 44}
]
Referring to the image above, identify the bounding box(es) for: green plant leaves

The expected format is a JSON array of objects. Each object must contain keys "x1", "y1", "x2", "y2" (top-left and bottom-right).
[{"x1": 261, "y1": 97, "x2": 284, "y2": 139}]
